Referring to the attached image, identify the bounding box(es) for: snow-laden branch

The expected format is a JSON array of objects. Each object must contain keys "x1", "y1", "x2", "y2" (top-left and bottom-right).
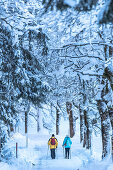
[
  {"x1": 29, "y1": 112, "x2": 37, "y2": 121},
  {"x1": 0, "y1": 18, "x2": 13, "y2": 29},
  {"x1": 59, "y1": 55, "x2": 104, "y2": 61},
  {"x1": 0, "y1": 18, "x2": 23, "y2": 31},
  {"x1": 73, "y1": 70, "x2": 103, "y2": 77},
  {"x1": 50, "y1": 42, "x2": 113, "y2": 52},
  {"x1": 62, "y1": 42, "x2": 113, "y2": 49}
]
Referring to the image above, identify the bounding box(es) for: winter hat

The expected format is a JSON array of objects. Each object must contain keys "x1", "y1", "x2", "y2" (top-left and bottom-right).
[{"x1": 52, "y1": 134, "x2": 55, "y2": 137}]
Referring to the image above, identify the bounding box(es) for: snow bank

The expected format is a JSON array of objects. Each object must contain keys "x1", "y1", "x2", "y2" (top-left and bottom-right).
[{"x1": 0, "y1": 162, "x2": 17, "y2": 170}]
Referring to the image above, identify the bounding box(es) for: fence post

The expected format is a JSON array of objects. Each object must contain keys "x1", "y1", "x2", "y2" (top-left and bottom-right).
[{"x1": 16, "y1": 142, "x2": 18, "y2": 158}]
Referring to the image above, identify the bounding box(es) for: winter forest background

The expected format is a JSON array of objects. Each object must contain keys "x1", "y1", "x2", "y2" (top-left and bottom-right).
[{"x1": 0, "y1": 0, "x2": 113, "y2": 170}]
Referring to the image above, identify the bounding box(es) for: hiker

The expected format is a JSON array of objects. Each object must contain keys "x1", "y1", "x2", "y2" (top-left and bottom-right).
[
  {"x1": 62, "y1": 135, "x2": 72, "y2": 159},
  {"x1": 48, "y1": 134, "x2": 58, "y2": 159}
]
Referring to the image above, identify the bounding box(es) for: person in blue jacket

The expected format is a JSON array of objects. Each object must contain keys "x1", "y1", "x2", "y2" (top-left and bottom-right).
[{"x1": 62, "y1": 135, "x2": 72, "y2": 159}]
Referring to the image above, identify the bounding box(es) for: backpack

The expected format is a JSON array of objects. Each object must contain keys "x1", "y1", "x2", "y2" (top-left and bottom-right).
[
  {"x1": 64, "y1": 138, "x2": 68, "y2": 146},
  {"x1": 51, "y1": 138, "x2": 56, "y2": 145},
  {"x1": 64, "y1": 137, "x2": 69, "y2": 146}
]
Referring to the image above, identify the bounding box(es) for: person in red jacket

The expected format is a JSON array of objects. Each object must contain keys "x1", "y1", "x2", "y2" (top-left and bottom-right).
[{"x1": 48, "y1": 134, "x2": 58, "y2": 159}]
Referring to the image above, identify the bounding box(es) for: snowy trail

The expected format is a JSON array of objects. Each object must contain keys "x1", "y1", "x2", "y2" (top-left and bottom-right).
[
  {"x1": 32, "y1": 148, "x2": 81, "y2": 170},
  {"x1": 3, "y1": 132, "x2": 113, "y2": 170},
  {"x1": 25, "y1": 134, "x2": 90, "y2": 170}
]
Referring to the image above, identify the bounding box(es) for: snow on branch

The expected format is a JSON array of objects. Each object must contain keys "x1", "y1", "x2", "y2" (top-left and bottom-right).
[
  {"x1": 42, "y1": 0, "x2": 113, "y2": 24},
  {"x1": 98, "y1": 0, "x2": 113, "y2": 24},
  {"x1": 0, "y1": 18, "x2": 23, "y2": 31},
  {"x1": 73, "y1": 69, "x2": 103, "y2": 77},
  {"x1": 59, "y1": 55, "x2": 104, "y2": 61},
  {"x1": 62, "y1": 42, "x2": 113, "y2": 49}
]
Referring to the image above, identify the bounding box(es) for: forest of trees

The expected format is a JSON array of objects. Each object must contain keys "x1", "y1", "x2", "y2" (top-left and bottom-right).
[{"x1": 0, "y1": 0, "x2": 113, "y2": 162}]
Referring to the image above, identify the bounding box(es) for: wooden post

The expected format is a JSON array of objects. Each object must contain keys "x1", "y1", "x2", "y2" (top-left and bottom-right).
[{"x1": 16, "y1": 142, "x2": 18, "y2": 158}]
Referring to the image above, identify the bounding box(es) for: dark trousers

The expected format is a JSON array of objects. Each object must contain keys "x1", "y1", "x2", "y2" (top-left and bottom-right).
[
  {"x1": 50, "y1": 149, "x2": 55, "y2": 159},
  {"x1": 65, "y1": 148, "x2": 70, "y2": 159}
]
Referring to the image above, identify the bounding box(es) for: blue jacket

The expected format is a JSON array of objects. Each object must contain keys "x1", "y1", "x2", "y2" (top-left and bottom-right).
[{"x1": 63, "y1": 136, "x2": 72, "y2": 148}]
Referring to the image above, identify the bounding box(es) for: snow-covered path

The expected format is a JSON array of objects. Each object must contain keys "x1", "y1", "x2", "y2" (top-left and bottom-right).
[
  {"x1": 17, "y1": 134, "x2": 95, "y2": 170},
  {"x1": 28, "y1": 134, "x2": 83, "y2": 170},
  {"x1": 25, "y1": 133, "x2": 113, "y2": 170},
  {"x1": 1, "y1": 132, "x2": 112, "y2": 170}
]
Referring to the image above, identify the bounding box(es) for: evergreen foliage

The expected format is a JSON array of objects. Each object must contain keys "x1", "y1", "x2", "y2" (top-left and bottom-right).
[
  {"x1": 42, "y1": 0, "x2": 113, "y2": 24},
  {"x1": 0, "y1": 24, "x2": 49, "y2": 159}
]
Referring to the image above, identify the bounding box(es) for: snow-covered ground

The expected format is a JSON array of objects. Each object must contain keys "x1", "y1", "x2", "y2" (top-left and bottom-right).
[{"x1": 0, "y1": 118, "x2": 112, "y2": 170}]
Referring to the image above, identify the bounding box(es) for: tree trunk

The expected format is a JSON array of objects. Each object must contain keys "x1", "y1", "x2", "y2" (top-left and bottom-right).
[
  {"x1": 82, "y1": 81, "x2": 88, "y2": 148},
  {"x1": 79, "y1": 104, "x2": 84, "y2": 143},
  {"x1": 37, "y1": 107, "x2": 40, "y2": 132},
  {"x1": 29, "y1": 30, "x2": 32, "y2": 51},
  {"x1": 83, "y1": 110, "x2": 91, "y2": 149},
  {"x1": 69, "y1": 110, "x2": 74, "y2": 138},
  {"x1": 83, "y1": 129, "x2": 86, "y2": 148},
  {"x1": 25, "y1": 102, "x2": 30, "y2": 134},
  {"x1": 56, "y1": 106, "x2": 60, "y2": 135},
  {"x1": 10, "y1": 122, "x2": 14, "y2": 132},
  {"x1": 25, "y1": 111, "x2": 28, "y2": 134},
  {"x1": 101, "y1": 110, "x2": 110, "y2": 159},
  {"x1": 109, "y1": 109, "x2": 113, "y2": 161},
  {"x1": 0, "y1": 136, "x2": 1, "y2": 161},
  {"x1": 97, "y1": 77, "x2": 111, "y2": 159},
  {"x1": 97, "y1": 100, "x2": 110, "y2": 159},
  {"x1": 83, "y1": 110, "x2": 87, "y2": 148},
  {"x1": 80, "y1": 114, "x2": 84, "y2": 142},
  {"x1": 66, "y1": 102, "x2": 74, "y2": 137}
]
